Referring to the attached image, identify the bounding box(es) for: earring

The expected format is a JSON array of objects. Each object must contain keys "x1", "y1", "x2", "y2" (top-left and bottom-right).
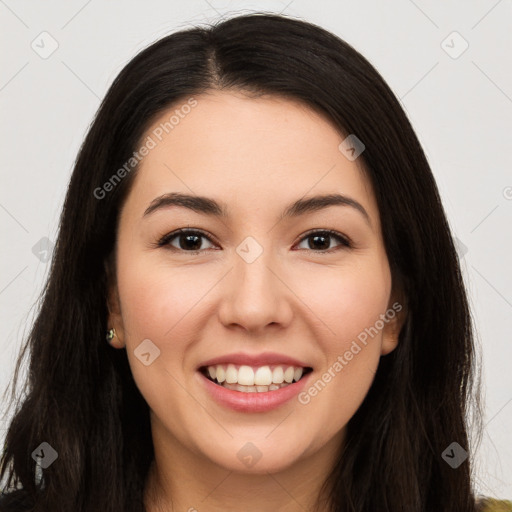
[{"x1": 106, "y1": 328, "x2": 116, "y2": 343}]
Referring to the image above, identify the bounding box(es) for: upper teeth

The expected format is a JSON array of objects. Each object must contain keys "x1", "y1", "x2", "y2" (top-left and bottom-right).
[{"x1": 206, "y1": 364, "x2": 304, "y2": 386}]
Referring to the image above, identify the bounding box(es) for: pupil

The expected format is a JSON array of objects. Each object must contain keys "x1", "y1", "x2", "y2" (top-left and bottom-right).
[
  {"x1": 181, "y1": 234, "x2": 201, "y2": 250},
  {"x1": 310, "y1": 234, "x2": 329, "y2": 250}
]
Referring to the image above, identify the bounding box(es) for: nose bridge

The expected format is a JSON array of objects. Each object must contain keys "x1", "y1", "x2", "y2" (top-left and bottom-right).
[{"x1": 218, "y1": 235, "x2": 292, "y2": 331}]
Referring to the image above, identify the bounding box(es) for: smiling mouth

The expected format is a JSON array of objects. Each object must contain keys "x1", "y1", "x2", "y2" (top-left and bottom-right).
[{"x1": 199, "y1": 365, "x2": 313, "y2": 393}]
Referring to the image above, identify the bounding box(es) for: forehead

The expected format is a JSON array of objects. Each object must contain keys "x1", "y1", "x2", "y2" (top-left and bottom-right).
[{"x1": 122, "y1": 91, "x2": 379, "y2": 226}]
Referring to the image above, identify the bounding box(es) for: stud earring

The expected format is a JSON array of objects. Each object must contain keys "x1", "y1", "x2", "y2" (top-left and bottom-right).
[{"x1": 106, "y1": 328, "x2": 116, "y2": 343}]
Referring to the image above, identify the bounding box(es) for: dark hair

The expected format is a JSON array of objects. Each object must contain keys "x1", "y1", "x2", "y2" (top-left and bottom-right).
[{"x1": 1, "y1": 12, "x2": 483, "y2": 512}]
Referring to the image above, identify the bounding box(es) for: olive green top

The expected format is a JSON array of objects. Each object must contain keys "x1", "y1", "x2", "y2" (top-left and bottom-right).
[{"x1": 478, "y1": 498, "x2": 512, "y2": 511}]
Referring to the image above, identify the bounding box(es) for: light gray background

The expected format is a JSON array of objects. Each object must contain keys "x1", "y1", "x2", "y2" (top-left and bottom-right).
[{"x1": 1, "y1": 0, "x2": 511, "y2": 499}]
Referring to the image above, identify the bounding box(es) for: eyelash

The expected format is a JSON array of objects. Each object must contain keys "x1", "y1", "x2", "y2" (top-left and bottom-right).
[{"x1": 155, "y1": 228, "x2": 352, "y2": 254}]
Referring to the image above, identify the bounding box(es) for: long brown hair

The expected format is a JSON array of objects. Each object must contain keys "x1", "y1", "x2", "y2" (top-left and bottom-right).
[{"x1": 1, "y1": 13, "x2": 483, "y2": 511}]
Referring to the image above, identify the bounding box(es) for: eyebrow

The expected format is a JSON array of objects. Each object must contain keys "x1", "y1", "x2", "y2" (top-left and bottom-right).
[{"x1": 143, "y1": 192, "x2": 371, "y2": 226}]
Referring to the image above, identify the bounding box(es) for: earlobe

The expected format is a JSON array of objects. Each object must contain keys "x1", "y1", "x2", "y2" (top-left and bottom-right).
[
  {"x1": 380, "y1": 298, "x2": 407, "y2": 356},
  {"x1": 381, "y1": 324, "x2": 399, "y2": 355}
]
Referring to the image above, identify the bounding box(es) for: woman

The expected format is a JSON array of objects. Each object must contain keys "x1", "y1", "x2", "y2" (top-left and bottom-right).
[{"x1": 1, "y1": 12, "x2": 509, "y2": 512}]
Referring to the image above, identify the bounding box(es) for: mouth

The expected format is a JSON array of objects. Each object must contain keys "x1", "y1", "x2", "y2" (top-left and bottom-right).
[{"x1": 199, "y1": 364, "x2": 314, "y2": 393}]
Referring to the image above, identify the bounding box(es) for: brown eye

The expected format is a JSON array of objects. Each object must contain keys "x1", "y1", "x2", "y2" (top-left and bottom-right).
[
  {"x1": 156, "y1": 228, "x2": 351, "y2": 254},
  {"x1": 295, "y1": 230, "x2": 351, "y2": 252},
  {"x1": 158, "y1": 229, "x2": 216, "y2": 253}
]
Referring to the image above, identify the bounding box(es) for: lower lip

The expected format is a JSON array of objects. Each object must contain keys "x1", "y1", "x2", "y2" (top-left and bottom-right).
[{"x1": 198, "y1": 371, "x2": 312, "y2": 413}]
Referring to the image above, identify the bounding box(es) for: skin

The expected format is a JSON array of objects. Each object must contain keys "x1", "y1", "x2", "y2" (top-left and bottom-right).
[{"x1": 107, "y1": 90, "x2": 405, "y2": 512}]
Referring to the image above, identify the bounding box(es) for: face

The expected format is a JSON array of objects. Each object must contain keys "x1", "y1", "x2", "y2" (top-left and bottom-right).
[{"x1": 107, "y1": 90, "x2": 403, "y2": 477}]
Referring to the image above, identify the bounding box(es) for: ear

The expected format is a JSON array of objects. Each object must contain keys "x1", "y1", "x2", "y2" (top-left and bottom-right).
[
  {"x1": 380, "y1": 290, "x2": 407, "y2": 356},
  {"x1": 105, "y1": 256, "x2": 125, "y2": 349}
]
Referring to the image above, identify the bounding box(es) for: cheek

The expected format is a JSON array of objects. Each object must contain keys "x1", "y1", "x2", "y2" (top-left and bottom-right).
[
  {"x1": 114, "y1": 252, "x2": 224, "y2": 403},
  {"x1": 300, "y1": 258, "x2": 391, "y2": 411},
  {"x1": 323, "y1": 285, "x2": 387, "y2": 389},
  {"x1": 298, "y1": 258, "x2": 391, "y2": 347},
  {"x1": 294, "y1": 268, "x2": 390, "y2": 445},
  {"x1": 332, "y1": 279, "x2": 390, "y2": 343},
  {"x1": 117, "y1": 255, "x2": 208, "y2": 339},
  {"x1": 115, "y1": 254, "x2": 212, "y2": 417}
]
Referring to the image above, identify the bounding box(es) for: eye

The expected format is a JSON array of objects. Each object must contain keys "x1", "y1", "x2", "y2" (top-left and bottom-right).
[
  {"x1": 294, "y1": 229, "x2": 352, "y2": 253},
  {"x1": 157, "y1": 229, "x2": 217, "y2": 253},
  {"x1": 156, "y1": 228, "x2": 352, "y2": 254}
]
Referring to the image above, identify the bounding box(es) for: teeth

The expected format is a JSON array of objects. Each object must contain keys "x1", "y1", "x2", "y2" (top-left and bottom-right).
[
  {"x1": 204, "y1": 363, "x2": 308, "y2": 388},
  {"x1": 272, "y1": 367, "x2": 284, "y2": 384},
  {"x1": 222, "y1": 382, "x2": 290, "y2": 392},
  {"x1": 254, "y1": 366, "x2": 272, "y2": 386},
  {"x1": 216, "y1": 365, "x2": 226, "y2": 383},
  {"x1": 225, "y1": 364, "x2": 238, "y2": 384},
  {"x1": 238, "y1": 366, "x2": 254, "y2": 385},
  {"x1": 284, "y1": 366, "x2": 295, "y2": 383}
]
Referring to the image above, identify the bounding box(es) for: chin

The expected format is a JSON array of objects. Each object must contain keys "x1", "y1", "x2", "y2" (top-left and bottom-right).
[{"x1": 200, "y1": 438, "x2": 307, "y2": 475}]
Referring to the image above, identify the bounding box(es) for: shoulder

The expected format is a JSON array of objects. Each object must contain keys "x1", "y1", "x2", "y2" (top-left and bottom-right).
[
  {"x1": 0, "y1": 490, "x2": 34, "y2": 512},
  {"x1": 476, "y1": 497, "x2": 512, "y2": 512}
]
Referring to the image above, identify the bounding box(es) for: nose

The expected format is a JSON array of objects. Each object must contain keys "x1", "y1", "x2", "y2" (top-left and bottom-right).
[{"x1": 217, "y1": 247, "x2": 294, "y2": 334}]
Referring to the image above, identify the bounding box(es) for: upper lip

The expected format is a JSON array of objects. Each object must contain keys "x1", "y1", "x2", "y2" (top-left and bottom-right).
[{"x1": 198, "y1": 352, "x2": 311, "y2": 369}]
